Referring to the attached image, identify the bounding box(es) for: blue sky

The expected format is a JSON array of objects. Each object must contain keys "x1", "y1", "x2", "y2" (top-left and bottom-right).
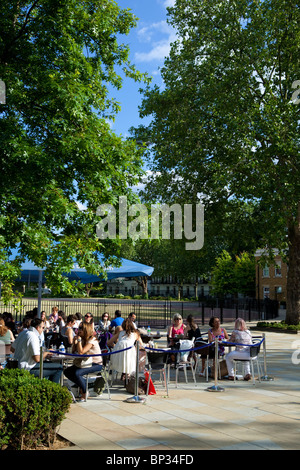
[{"x1": 108, "y1": 0, "x2": 176, "y2": 138}]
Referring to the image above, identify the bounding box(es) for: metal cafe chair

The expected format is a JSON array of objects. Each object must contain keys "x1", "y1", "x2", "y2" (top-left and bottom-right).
[
  {"x1": 146, "y1": 350, "x2": 169, "y2": 396},
  {"x1": 174, "y1": 340, "x2": 197, "y2": 387},
  {"x1": 233, "y1": 343, "x2": 262, "y2": 385}
]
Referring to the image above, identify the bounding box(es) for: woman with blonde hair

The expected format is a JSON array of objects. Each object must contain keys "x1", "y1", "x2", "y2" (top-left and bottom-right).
[
  {"x1": 64, "y1": 322, "x2": 103, "y2": 401},
  {"x1": 167, "y1": 313, "x2": 186, "y2": 347},
  {"x1": 225, "y1": 317, "x2": 253, "y2": 381}
]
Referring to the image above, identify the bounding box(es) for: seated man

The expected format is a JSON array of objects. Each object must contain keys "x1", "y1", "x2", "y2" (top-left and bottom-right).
[
  {"x1": 11, "y1": 317, "x2": 63, "y2": 384},
  {"x1": 128, "y1": 312, "x2": 137, "y2": 329},
  {"x1": 109, "y1": 310, "x2": 124, "y2": 332}
]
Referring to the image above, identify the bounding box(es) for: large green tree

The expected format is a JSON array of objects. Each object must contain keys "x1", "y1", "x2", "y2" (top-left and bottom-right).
[
  {"x1": 211, "y1": 250, "x2": 255, "y2": 297},
  {"x1": 0, "y1": 0, "x2": 149, "y2": 296},
  {"x1": 132, "y1": 0, "x2": 300, "y2": 323}
]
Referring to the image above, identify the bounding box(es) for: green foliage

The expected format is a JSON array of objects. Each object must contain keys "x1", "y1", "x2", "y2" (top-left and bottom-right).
[
  {"x1": 132, "y1": 0, "x2": 300, "y2": 322},
  {"x1": 0, "y1": 369, "x2": 72, "y2": 450},
  {"x1": 0, "y1": 0, "x2": 150, "y2": 299},
  {"x1": 256, "y1": 321, "x2": 300, "y2": 331},
  {"x1": 211, "y1": 250, "x2": 255, "y2": 296}
]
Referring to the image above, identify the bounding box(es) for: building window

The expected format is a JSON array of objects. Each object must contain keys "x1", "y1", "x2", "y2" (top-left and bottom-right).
[
  {"x1": 262, "y1": 265, "x2": 270, "y2": 277},
  {"x1": 275, "y1": 286, "x2": 282, "y2": 294},
  {"x1": 275, "y1": 262, "x2": 282, "y2": 277},
  {"x1": 263, "y1": 286, "x2": 270, "y2": 298}
]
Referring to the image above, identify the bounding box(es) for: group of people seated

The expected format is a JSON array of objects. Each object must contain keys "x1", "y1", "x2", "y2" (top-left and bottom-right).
[
  {"x1": 1, "y1": 307, "x2": 256, "y2": 401},
  {"x1": 0, "y1": 308, "x2": 142, "y2": 402},
  {"x1": 167, "y1": 313, "x2": 255, "y2": 381}
]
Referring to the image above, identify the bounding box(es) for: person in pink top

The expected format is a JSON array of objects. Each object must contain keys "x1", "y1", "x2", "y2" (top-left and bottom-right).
[{"x1": 167, "y1": 313, "x2": 186, "y2": 347}]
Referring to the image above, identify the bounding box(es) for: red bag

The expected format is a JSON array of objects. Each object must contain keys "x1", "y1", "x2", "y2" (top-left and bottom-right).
[{"x1": 144, "y1": 371, "x2": 156, "y2": 395}]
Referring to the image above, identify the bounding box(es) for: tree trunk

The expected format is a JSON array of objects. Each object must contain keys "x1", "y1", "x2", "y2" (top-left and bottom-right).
[
  {"x1": 286, "y1": 206, "x2": 300, "y2": 325},
  {"x1": 85, "y1": 282, "x2": 93, "y2": 297},
  {"x1": 177, "y1": 281, "x2": 183, "y2": 300},
  {"x1": 137, "y1": 276, "x2": 148, "y2": 298}
]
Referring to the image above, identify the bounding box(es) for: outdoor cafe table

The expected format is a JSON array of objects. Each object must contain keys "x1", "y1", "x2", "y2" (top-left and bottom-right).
[
  {"x1": 48, "y1": 351, "x2": 71, "y2": 386},
  {"x1": 140, "y1": 333, "x2": 161, "y2": 344}
]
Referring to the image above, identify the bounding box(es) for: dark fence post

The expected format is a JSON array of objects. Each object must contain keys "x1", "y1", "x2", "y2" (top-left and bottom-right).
[{"x1": 220, "y1": 299, "x2": 223, "y2": 324}]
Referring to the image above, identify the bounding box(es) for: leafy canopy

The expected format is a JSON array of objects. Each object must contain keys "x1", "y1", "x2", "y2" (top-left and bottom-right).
[
  {"x1": 0, "y1": 0, "x2": 150, "y2": 296},
  {"x1": 133, "y1": 0, "x2": 300, "y2": 249}
]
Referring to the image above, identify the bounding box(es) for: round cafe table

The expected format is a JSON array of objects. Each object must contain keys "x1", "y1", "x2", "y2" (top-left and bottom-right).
[{"x1": 140, "y1": 333, "x2": 161, "y2": 344}]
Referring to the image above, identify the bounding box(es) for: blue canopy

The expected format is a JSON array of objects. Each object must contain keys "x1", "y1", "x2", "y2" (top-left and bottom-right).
[{"x1": 8, "y1": 250, "x2": 154, "y2": 284}]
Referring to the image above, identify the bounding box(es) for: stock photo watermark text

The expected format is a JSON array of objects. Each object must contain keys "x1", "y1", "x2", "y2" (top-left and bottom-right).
[{"x1": 96, "y1": 196, "x2": 204, "y2": 251}]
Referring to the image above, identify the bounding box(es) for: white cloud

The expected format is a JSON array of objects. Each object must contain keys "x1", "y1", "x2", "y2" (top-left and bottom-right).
[
  {"x1": 135, "y1": 21, "x2": 176, "y2": 63},
  {"x1": 137, "y1": 21, "x2": 173, "y2": 42},
  {"x1": 158, "y1": 0, "x2": 175, "y2": 7},
  {"x1": 135, "y1": 40, "x2": 171, "y2": 62}
]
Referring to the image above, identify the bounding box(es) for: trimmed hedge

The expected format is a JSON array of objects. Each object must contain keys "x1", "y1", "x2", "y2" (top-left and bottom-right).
[
  {"x1": 0, "y1": 369, "x2": 72, "y2": 450},
  {"x1": 256, "y1": 321, "x2": 300, "y2": 331}
]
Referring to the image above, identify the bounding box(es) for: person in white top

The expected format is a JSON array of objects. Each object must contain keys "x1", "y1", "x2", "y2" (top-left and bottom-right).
[
  {"x1": 11, "y1": 318, "x2": 63, "y2": 384},
  {"x1": 128, "y1": 312, "x2": 137, "y2": 329},
  {"x1": 64, "y1": 322, "x2": 103, "y2": 401},
  {"x1": 225, "y1": 318, "x2": 253, "y2": 381}
]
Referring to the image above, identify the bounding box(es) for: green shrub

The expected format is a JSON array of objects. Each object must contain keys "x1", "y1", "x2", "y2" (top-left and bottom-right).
[
  {"x1": 0, "y1": 369, "x2": 72, "y2": 450},
  {"x1": 256, "y1": 321, "x2": 300, "y2": 330}
]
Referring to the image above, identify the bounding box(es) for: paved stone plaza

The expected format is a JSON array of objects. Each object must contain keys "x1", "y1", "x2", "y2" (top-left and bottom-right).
[{"x1": 59, "y1": 323, "x2": 300, "y2": 451}]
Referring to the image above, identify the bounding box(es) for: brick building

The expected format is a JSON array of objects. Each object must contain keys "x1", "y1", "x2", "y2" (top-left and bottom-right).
[{"x1": 255, "y1": 249, "x2": 288, "y2": 302}]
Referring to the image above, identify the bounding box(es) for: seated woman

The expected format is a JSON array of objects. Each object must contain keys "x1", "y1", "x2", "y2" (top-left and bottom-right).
[
  {"x1": 167, "y1": 313, "x2": 186, "y2": 347},
  {"x1": 0, "y1": 318, "x2": 14, "y2": 356},
  {"x1": 204, "y1": 316, "x2": 229, "y2": 378},
  {"x1": 184, "y1": 314, "x2": 201, "y2": 341},
  {"x1": 61, "y1": 314, "x2": 76, "y2": 348},
  {"x1": 41, "y1": 311, "x2": 50, "y2": 332},
  {"x1": 208, "y1": 316, "x2": 229, "y2": 356},
  {"x1": 184, "y1": 314, "x2": 202, "y2": 368},
  {"x1": 107, "y1": 318, "x2": 143, "y2": 380},
  {"x1": 49, "y1": 306, "x2": 59, "y2": 326},
  {"x1": 225, "y1": 318, "x2": 253, "y2": 381},
  {"x1": 64, "y1": 322, "x2": 103, "y2": 401},
  {"x1": 166, "y1": 313, "x2": 186, "y2": 365},
  {"x1": 99, "y1": 312, "x2": 111, "y2": 331}
]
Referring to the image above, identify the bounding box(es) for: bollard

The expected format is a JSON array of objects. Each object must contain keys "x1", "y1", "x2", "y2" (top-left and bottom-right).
[
  {"x1": 206, "y1": 336, "x2": 225, "y2": 392},
  {"x1": 125, "y1": 340, "x2": 146, "y2": 403},
  {"x1": 260, "y1": 333, "x2": 274, "y2": 381}
]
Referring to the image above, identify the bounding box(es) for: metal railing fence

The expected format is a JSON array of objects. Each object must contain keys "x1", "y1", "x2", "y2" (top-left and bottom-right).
[{"x1": 0, "y1": 296, "x2": 278, "y2": 328}]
